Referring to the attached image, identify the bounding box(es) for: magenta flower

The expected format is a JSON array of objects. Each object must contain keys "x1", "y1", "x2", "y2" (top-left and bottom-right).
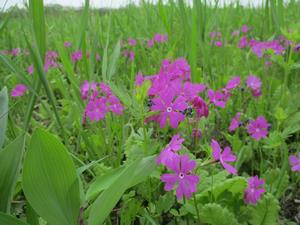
[
  {"x1": 192, "y1": 128, "x2": 202, "y2": 140},
  {"x1": 247, "y1": 116, "x2": 269, "y2": 140},
  {"x1": 135, "y1": 72, "x2": 144, "y2": 86},
  {"x1": 208, "y1": 89, "x2": 227, "y2": 108},
  {"x1": 250, "y1": 40, "x2": 285, "y2": 57},
  {"x1": 11, "y1": 84, "x2": 27, "y2": 97},
  {"x1": 161, "y1": 154, "x2": 199, "y2": 200},
  {"x1": 147, "y1": 39, "x2": 154, "y2": 47},
  {"x1": 151, "y1": 91, "x2": 188, "y2": 128},
  {"x1": 238, "y1": 36, "x2": 249, "y2": 48},
  {"x1": 128, "y1": 38, "x2": 137, "y2": 46},
  {"x1": 27, "y1": 65, "x2": 34, "y2": 75},
  {"x1": 182, "y1": 82, "x2": 206, "y2": 101},
  {"x1": 106, "y1": 95, "x2": 124, "y2": 115},
  {"x1": 192, "y1": 96, "x2": 209, "y2": 118},
  {"x1": 153, "y1": 33, "x2": 168, "y2": 43},
  {"x1": 64, "y1": 41, "x2": 72, "y2": 47},
  {"x1": 246, "y1": 75, "x2": 262, "y2": 97},
  {"x1": 244, "y1": 176, "x2": 265, "y2": 204},
  {"x1": 214, "y1": 41, "x2": 223, "y2": 47},
  {"x1": 128, "y1": 51, "x2": 135, "y2": 61},
  {"x1": 226, "y1": 76, "x2": 241, "y2": 90},
  {"x1": 71, "y1": 50, "x2": 82, "y2": 63},
  {"x1": 229, "y1": 112, "x2": 241, "y2": 132},
  {"x1": 11, "y1": 48, "x2": 21, "y2": 56},
  {"x1": 294, "y1": 44, "x2": 300, "y2": 53},
  {"x1": 289, "y1": 153, "x2": 300, "y2": 172},
  {"x1": 211, "y1": 139, "x2": 237, "y2": 174},
  {"x1": 157, "y1": 134, "x2": 184, "y2": 165},
  {"x1": 80, "y1": 81, "x2": 97, "y2": 100},
  {"x1": 84, "y1": 98, "x2": 107, "y2": 121},
  {"x1": 241, "y1": 25, "x2": 249, "y2": 33}
]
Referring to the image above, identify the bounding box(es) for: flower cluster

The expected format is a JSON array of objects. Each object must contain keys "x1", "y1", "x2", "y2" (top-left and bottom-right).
[
  {"x1": 209, "y1": 31, "x2": 223, "y2": 47},
  {"x1": 244, "y1": 176, "x2": 265, "y2": 204},
  {"x1": 81, "y1": 81, "x2": 124, "y2": 122},
  {"x1": 146, "y1": 33, "x2": 168, "y2": 47},
  {"x1": 11, "y1": 84, "x2": 27, "y2": 97},
  {"x1": 158, "y1": 134, "x2": 199, "y2": 200},
  {"x1": 143, "y1": 58, "x2": 206, "y2": 128}
]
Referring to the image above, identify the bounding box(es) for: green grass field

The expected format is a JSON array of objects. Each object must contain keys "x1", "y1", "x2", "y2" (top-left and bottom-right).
[{"x1": 0, "y1": 0, "x2": 300, "y2": 224}]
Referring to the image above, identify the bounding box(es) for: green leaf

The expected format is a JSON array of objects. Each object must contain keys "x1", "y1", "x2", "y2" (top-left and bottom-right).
[
  {"x1": 107, "y1": 40, "x2": 121, "y2": 81},
  {"x1": 23, "y1": 129, "x2": 80, "y2": 225},
  {"x1": 88, "y1": 160, "x2": 138, "y2": 225},
  {"x1": 196, "y1": 177, "x2": 247, "y2": 201},
  {"x1": 263, "y1": 169, "x2": 289, "y2": 198},
  {"x1": 248, "y1": 193, "x2": 280, "y2": 225},
  {"x1": 199, "y1": 203, "x2": 239, "y2": 225},
  {"x1": 0, "y1": 212, "x2": 29, "y2": 225},
  {"x1": 0, "y1": 87, "x2": 8, "y2": 148},
  {"x1": 86, "y1": 156, "x2": 156, "y2": 201},
  {"x1": 0, "y1": 135, "x2": 25, "y2": 213}
]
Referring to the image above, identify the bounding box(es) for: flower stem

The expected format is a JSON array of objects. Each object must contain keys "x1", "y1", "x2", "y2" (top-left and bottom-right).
[{"x1": 193, "y1": 194, "x2": 201, "y2": 225}]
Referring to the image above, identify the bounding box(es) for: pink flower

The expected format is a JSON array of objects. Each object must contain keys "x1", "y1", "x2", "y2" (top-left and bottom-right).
[
  {"x1": 71, "y1": 50, "x2": 82, "y2": 63},
  {"x1": 64, "y1": 41, "x2": 72, "y2": 47},
  {"x1": 231, "y1": 30, "x2": 240, "y2": 37},
  {"x1": 241, "y1": 25, "x2": 249, "y2": 33},
  {"x1": 226, "y1": 76, "x2": 241, "y2": 90},
  {"x1": 128, "y1": 38, "x2": 137, "y2": 46},
  {"x1": 153, "y1": 33, "x2": 168, "y2": 43},
  {"x1": 135, "y1": 72, "x2": 144, "y2": 86},
  {"x1": 294, "y1": 44, "x2": 300, "y2": 52},
  {"x1": 191, "y1": 96, "x2": 209, "y2": 118},
  {"x1": 229, "y1": 112, "x2": 241, "y2": 132},
  {"x1": 246, "y1": 75, "x2": 262, "y2": 97},
  {"x1": 84, "y1": 98, "x2": 107, "y2": 121},
  {"x1": 289, "y1": 152, "x2": 300, "y2": 172},
  {"x1": 207, "y1": 89, "x2": 227, "y2": 108},
  {"x1": 250, "y1": 40, "x2": 285, "y2": 57},
  {"x1": 214, "y1": 41, "x2": 223, "y2": 47},
  {"x1": 11, "y1": 48, "x2": 21, "y2": 56},
  {"x1": 211, "y1": 139, "x2": 237, "y2": 174},
  {"x1": 80, "y1": 81, "x2": 97, "y2": 100},
  {"x1": 157, "y1": 134, "x2": 184, "y2": 165},
  {"x1": 106, "y1": 95, "x2": 124, "y2": 115},
  {"x1": 247, "y1": 116, "x2": 269, "y2": 140},
  {"x1": 182, "y1": 82, "x2": 206, "y2": 101},
  {"x1": 11, "y1": 84, "x2": 27, "y2": 97},
  {"x1": 244, "y1": 176, "x2": 265, "y2": 204},
  {"x1": 238, "y1": 36, "x2": 248, "y2": 48},
  {"x1": 151, "y1": 90, "x2": 188, "y2": 128},
  {"x1": 161, "y1": 154, "x2": 199, "y2": 200},
  {"x1": 192, "y1": 128, "x2": 202, "y2": 140},
  {"x1": 96, "y1": 54, "x2": 101, "y2": 61},
  {"x1": 129, "y1": 51, "x2": 135, "y2": 61},
  {"x1": 27, "y1": 65, "x2": 34, "y2": 75},
  {"x1": 147, "y1": 39, "x2": 154, "y2": 47}
]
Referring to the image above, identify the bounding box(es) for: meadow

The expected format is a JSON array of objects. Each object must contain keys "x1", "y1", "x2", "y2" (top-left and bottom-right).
[{"x1": 0, "y1": 0, "x2": 300, "y2": 224}]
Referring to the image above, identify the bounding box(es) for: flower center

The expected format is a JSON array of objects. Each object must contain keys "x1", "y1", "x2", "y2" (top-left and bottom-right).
[
  {"x1": 167, "y1": 107, "x2": 173, "y2": 113},
  {"x1": 178, "y1": 172, "x2": 185, "y2": 179},
  {"x1": 250, "y1": 188, "x2": 255, "y2": 193},
  {"x1": 255, "y1": 128, "x2": 260, "y2": 133}
]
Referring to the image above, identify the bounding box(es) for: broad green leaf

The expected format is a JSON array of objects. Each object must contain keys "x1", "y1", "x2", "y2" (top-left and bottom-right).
[
  {"x1": 88, "y1": 160, "x2": 138, "y2": 225},
  {"x1": 23, "y1": 129, "x2": 80, "y2": 225},
  {"x1": 86, "y1": 156, "x2": 156, "y2": 201},
  {"x1": 196, "y1": 177, "x2": 247, "y2": 201},
  {"x1": 0, "y1": 135, "x2": 25, "y2": 213},
  {"x1": 199, "y1": 203, "x2": 239, "y2": 225},
  {"x1": 248, "y1": 194, "x2": 280, "y2": 225},
  {"x1": 107, "y1": 40, "x2": 121, "y2": 81},
  {"x1": 0, "y1": 212, "x2": 29, "y2": 225},
  {"x1": 0, "y1": 87, "x2": 8, "y2": 148}
]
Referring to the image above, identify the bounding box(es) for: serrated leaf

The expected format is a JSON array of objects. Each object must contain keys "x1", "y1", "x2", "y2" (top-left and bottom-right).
[
  {"x1": 263, "y1": 131, "x2": 283, "y2": 149},
  {"x1": 0, "y1": 135, "x2": 25, "y2": 213},
  {"x1": 248, "y1": 193, "x2": 280, "y2": 225},
  {"x1": 0, "y1": 87, "x2": 8, "y2": 148},
  {"x1": 23, "y1": 129, "x2": 80, "y2": 225},
  {"x1": 199, "y1": 203, "x2": 239, "y2": 225}
]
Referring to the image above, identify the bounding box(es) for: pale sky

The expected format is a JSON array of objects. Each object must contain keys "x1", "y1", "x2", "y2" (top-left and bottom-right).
[{"x1": 0, "y1": 0, "x2": 277, "y2": 10}]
